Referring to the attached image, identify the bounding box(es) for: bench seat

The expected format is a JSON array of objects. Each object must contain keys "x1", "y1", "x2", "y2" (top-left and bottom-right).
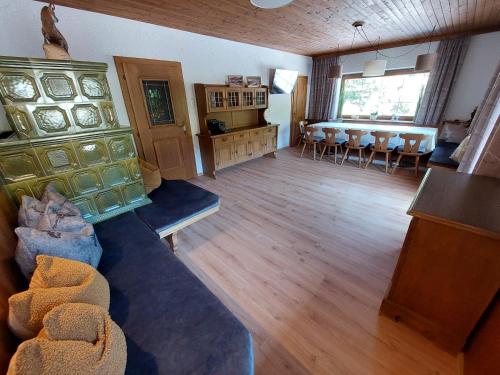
[
  {"x1": 428, "y1": 140, "x2": 460, "y2": 169},
  {"x1": 95, "y1": 211, "x2": 253, "y2": 375},
  {"x1": 135, "y1": 180, "x2": 220, "y2": 250}
]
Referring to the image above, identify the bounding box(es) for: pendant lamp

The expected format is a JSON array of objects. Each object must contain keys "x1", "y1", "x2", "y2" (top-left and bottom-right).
[
  {"x1": 250, "y1": 0, "x2": 294, "y2": 9},
  {"x1": 363, "y1": 59, "x2": 386, "y2": 77},
  {"x1": 415, "y1": 52, "x2": 437, "y2": 72}
]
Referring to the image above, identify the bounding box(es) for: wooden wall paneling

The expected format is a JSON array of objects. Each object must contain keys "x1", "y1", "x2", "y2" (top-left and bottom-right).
[
  {"x1": 39, "y1": 0, "x2": 500, "y2": 56},
  {"x1": 0, "y1": 190, "x2": 25, "y2": 374}
]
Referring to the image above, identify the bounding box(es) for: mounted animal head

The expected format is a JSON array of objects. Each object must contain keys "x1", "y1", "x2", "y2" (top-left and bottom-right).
[{"x1": 41, "y1": 3, "x2": 58, "y2": 25}]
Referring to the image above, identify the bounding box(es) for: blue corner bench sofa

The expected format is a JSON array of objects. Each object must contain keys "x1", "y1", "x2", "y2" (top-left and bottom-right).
[{"x1": 94, "y1": 179, "x2": 254, "y2": 374}]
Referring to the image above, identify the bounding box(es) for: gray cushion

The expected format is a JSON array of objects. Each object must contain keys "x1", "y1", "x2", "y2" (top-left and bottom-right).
[
  {"x1": 18, "y1": 196, "x2": 48, "y2": 228},
  {"x1": 37, "y1": 201, "x2": 88, "y2": 233},
  {"x1": 14, "y1": 225, "x2": 102, "y2": 279},
  {"x1": 40, "y1": 183, "x2": 80, "y2": 215}
]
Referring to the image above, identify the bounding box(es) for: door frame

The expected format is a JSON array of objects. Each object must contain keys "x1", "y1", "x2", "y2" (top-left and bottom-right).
[
  {"x1": 290, "y1": 75, "x2": 308, "y2": 147},
  {"x1": 114, "y1": 56, "x2": 197, "y2": 178}
]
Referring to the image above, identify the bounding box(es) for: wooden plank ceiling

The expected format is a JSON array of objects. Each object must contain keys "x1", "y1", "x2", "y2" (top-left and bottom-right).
[{"x1": 41, "y1": 0, "x2": 500, "y2": 56}]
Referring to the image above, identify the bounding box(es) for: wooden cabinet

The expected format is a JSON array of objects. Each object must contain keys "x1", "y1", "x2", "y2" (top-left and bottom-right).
[
  {"x1": 255, "y1": 88, "x2": 268, "y2": 109},
  {"x1": 197, "y1": 125, "x2": 278, "y2": 178},
  {"x1": 380, "y1": 169, "x2": 500, "y2": 354},
  {"x1": 226, "y1": 88, "x2": 242, "y2": 110},
  {"x1": 201, "y1": 86, "x2": 268, "y2": 113},
  {"x1": 241, "y1": 88, "x2": 255, "y2": 110}
]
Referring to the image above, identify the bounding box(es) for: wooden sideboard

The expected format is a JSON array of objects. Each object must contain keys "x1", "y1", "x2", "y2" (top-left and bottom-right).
[
  {"x1": 198, "y1": 124, "x2": 278, "y2": 178},
  {"x1": 380, "y1": 168, "x2": 500, "y2": 354},
  {"x1": 195, "y1": 83, "x2": 277, "y2": 178}
]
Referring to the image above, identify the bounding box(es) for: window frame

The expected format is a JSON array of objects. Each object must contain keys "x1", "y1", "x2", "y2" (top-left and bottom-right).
[{"x1": 338, "y1": 68, "x2": 428, "y2": 122}]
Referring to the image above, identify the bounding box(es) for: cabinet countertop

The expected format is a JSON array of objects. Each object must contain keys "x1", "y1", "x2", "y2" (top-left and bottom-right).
[
  {"x1": 408, "y1": 168, "x2": 500, "y2": 239},
  {"x1": 197, "y1": 124, "x2": 279, "y2": 138}
]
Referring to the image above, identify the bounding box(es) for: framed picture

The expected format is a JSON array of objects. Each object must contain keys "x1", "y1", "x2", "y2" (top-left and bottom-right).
[
  {"x1": 227, "y1": 75, "x2": 244, "y2": 87},
  {"x1": 246, "y1": 76, "x2": 261, "y2": 88}
]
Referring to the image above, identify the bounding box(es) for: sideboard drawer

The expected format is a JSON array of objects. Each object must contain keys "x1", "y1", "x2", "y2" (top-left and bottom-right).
[
  {"x1": 264, "y1": 127, "x2": 276, "y2": 134},
  {"x1": 214, "y1": 135, "x2": 234, "y2": 145},
  {"x1": 234, "y1": 132, "x2": 249, "y2": 141}
]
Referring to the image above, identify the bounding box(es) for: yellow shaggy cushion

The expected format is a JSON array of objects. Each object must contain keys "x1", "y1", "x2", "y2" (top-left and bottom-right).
[
  {"x1": 139, "y1": 159, "x2": 161, "y2": 194},
  {"x1": 7, "y1": 303, "x2": 127, "y2": 375},
  {"x1": 8, "y1": 255, "x2": 110, "y2": 340}
]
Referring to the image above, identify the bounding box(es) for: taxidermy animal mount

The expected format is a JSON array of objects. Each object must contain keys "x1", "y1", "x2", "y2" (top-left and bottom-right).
[{"x1": 41, "y1": 3, "x2": 71, "y2": 59}]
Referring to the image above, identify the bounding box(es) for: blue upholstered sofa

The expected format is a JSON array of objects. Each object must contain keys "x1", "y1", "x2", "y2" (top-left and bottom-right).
[
  {"x1": 427, "y1": 140, "x2": 460, "y2": 169},
  {"x1": 94, "y1": 180, "x2": 254, "y2": 374}
]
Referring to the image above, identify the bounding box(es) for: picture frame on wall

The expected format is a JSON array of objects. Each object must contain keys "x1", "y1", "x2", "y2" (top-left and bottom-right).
[
  {"x1": 227, "y1": 75, "x2": 244, "y2": 87},
  {"x1": 246, "y1": 76, "x2": 261, "y2": 88}
]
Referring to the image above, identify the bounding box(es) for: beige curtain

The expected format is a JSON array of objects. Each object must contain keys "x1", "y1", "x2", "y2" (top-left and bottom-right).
[
  {"x1": 458, "y1": 63, "x2": 500, "y2": 177},
  {"x1": 415, "y1": 37, "x2": 470, "y2": 125},
  {"x1": 308, "y1": 55, "x2": 339, "y2": 121}
]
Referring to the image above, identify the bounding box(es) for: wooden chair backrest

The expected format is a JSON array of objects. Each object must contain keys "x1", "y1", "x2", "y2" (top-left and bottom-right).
[
  {"x1": 299, "y1": 120, "x2": 307, "y2": 135},
  {"x1": 322, "y1": 128, "x2": 341, "y2": 145},
  {"x1": 371, "y1": 131, "x2": 397, "y2": 151},
  {"x1": 304, "y1": 126, "x2": 317, "y2": 143},
  {"x1": 399, "y1": 133, "x2": 428, "y2": 154},
  {"x1": 0, "y1": 191, "x2": 24, "y2": 373},
  {"x1": 345, "y1": 129, "x2": 368, "y2": 147}
]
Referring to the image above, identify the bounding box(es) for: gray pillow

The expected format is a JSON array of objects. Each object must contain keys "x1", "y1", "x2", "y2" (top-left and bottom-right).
[
  {"x1": 18, "y1": 196, "x2": 48, "y2": 228},
  {"x1": 37, "y1": 201, "x2": 88, "y2": 233},
  {"x1": 40, "y1": 183, "x2": 80, "y2": 215},
  {"x1": 14, "y1": 225, "x2": 103, "y2": 279}
]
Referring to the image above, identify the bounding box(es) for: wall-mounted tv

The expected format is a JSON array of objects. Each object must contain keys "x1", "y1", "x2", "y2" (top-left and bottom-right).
[{"x1": 270, "y1": 69, "x2": 299, "y2": 94}]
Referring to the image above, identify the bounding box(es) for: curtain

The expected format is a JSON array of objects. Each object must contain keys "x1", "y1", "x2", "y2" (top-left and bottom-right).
[
  {"x1": 415, "y1": 37, "x2": 470, "y2": 126},
  {"x1": 458, "y1": 63, "x2": 500, "y2": 177},
  {"x1": 307, "y1": 55, "x2": 339, "y2": 121}
]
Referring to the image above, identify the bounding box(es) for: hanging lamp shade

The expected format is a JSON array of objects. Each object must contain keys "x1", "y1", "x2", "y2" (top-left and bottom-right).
[
  {"x1": 250, "y1": 0, "x2": 294, "y2": 9},
  {"x1": 328, "y1": 64, "x2": 343, "y2": 79},
  {"x1": 415, "y1": 52, "x2": 437, "y2": 72},
  {"x1": 363, "y1": 59, "x2": 386, "y2": 77}
]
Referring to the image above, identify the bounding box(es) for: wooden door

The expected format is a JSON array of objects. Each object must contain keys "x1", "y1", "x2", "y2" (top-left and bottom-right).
[
  {"x1": 241, "y1": 88, "x2": 255, "y2": 109},
  {"x1": 206, "y1": 87, "x2": 227, "y2": 112},
  {"x1": 115, "y1": 57, "x2": 196, "y2": 179},
  {"x1": 290, "y1": 75, "x2": 308, "y2": 146}
]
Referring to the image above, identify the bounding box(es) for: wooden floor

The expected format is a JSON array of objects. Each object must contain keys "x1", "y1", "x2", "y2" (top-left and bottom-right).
[{"x1": 178, "y1": 148, "x2": 459, "y2": 375}]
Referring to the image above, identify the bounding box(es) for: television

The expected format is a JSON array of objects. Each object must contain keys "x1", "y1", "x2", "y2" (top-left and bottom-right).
[{"x1": 270, "y1": 69, "x2": 299, "y2": 94}]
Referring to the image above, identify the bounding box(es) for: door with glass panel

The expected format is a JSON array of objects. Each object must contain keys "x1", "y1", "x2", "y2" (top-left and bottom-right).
[{"x1": 114, "y1": 57, "x2": 196, "y2": 179}]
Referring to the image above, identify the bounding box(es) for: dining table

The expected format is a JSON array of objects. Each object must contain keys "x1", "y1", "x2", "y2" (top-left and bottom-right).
[{"x1": 309, "y1": 122, "x2": 439, "y2": 152}]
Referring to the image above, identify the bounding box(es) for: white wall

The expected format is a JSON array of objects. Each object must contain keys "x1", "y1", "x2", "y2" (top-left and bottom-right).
[
  {"x1": 332, "y1": 32, "x2": 500, "y2": 121},
  {"x1": 0, "y1": 0, "x2": 311, "y2": 174},
  {"x1": 445, "y1": 32, "x2": 500, "y2": 120}
]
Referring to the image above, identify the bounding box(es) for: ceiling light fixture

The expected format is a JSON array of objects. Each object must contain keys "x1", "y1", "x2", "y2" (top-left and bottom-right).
[
  {"x1": 415, "y1": 26, "x2": 438, "y2": 72},
  {"x1": 250, "y1": 0, "x2": 294, "y2": 9}
]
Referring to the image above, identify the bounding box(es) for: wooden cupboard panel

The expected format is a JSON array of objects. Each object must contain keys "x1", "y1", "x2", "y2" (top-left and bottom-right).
[
  {"x1": 153, "y1": 137, "x2": 184, "y2": 172},
  {"x1": 206, "y1": 87, "x2": 226, "y2": 112},
  {"x1": 234, "y1": 140, "x2": 249, "y2": 162},
  {"x1": 215, "y1": 142, "x2": 235, "y2": 169}
]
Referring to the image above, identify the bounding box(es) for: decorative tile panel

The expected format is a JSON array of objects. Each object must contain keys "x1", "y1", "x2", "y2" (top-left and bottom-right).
[
  {"x1": 100, "y1": 101, "x2": 118, "y2": 127},
  {"x1": 0, "y1": 151, "x2": 43, "y2": 182},
  {"x1": 40, "y1": 73, "x2": 77, "y2": 101},
  {"x1": 71, "y1": 196, "x2": 98, "y2": 220},
  {"x1": 79, "y1": 74, "x2": 108, "y2": 99},
  {"x1": 71, "y1": 104, "x2": 102, "y2": 129},
  {"x1": 95, "y1": 188, "x2": 124, "y2": 213},
  {"x1": 0, "y1": 72, "x2": 40, "y2": 102},
  {"x1": 127, "y1": 159, "x2": 142, "y2": 180},
  {"x1": 70, "y1": 169, "x2": 102, "y2": 195},
  {"x1": 121, "y1": 181, "x2": 147, "y2": 205},
  {"x1": 76, "y1": 140, "x2": 109, "y2": 166},
  {"x1": 37, "y1": 145, "x2": 78, "y2": 174},
  {"x1": 33, "y1": 106, "x2": 70, "y2": 133},
  {"x1": 108, "y1": 135, "x2": 136, "y2": 160},
  {"x1": 100, "y1": 162, "x2": 130, "y2": 188},
  {"x1": 4, "y1": 182, "x2": 34, "y2": 205},
  {"x1": 32, "y1": 176, "x2": 73, "y2": 198},
  {"x1": 5, "y1": 106, "x2": 35, "y2": 138}
]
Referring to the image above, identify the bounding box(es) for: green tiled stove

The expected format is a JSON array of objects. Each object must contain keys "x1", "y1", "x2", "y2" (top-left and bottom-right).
[{"x1": 0, "y1": 56, "x2": 151, "y2": 223}]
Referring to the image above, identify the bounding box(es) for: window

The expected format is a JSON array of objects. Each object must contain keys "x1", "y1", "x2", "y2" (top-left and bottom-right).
[{"x1": 338, "y1": 69, "x2": 429, "y2": 122}]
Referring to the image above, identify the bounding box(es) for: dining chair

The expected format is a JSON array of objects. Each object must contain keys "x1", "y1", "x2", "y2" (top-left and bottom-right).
[
  {"x1": 364, "y1": 131, "x2": 398, "y2": 173},
  {"x1": 296, "y1": 120, "x2": 308, "y2": 148},
  {"x1": 300, "y1": 126, "x2": 323, "y2": 160},
  {"x1": 340, "y1": 129, "x2": 368, "y2": 168},
  {"x1": 392, "y1": 133, "x2": 430, "y2": 176},
  {"x1": 319, "y1": 128, "x2": 344, "y2": 163}
]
